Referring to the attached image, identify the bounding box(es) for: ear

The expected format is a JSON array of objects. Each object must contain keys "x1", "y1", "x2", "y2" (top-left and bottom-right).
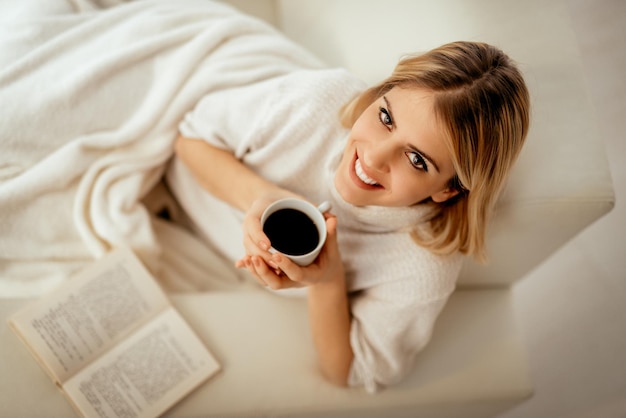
[{"x1": 431, "y1": 187, "x2": 460, "y2": 203}]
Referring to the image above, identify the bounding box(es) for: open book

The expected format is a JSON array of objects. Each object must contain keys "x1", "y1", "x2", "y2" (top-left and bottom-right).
[{"x1": 8, "y1": 247, "x2": 220, "y2": 418}]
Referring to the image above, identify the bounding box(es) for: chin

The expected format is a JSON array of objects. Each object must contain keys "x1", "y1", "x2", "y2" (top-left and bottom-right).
[{"x1": 335, "y1": 175, "x2": 364, "y2": 206}]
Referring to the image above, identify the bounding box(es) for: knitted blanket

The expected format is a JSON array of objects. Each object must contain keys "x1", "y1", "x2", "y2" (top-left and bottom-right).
[{"x1": 0, "y1": 0, "x2": 322, "y2": 297}]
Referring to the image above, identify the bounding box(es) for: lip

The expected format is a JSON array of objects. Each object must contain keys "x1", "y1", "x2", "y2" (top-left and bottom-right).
[{"x1": 349, "y1": 151, "x2": 383, "y2": 190}]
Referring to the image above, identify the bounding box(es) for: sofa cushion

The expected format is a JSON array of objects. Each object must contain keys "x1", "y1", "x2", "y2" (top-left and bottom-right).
[{"x1": 272, "y1": 0, "x2": 614, "y2": 287}]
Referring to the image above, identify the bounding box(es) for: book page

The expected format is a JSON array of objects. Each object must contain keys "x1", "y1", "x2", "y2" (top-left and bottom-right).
[
  {"x1": 8, "y1": 248, "x2": 170, "y2": 383},
  {"x1": 63, "y1": 308, "x2": 220, "y2": 418}
]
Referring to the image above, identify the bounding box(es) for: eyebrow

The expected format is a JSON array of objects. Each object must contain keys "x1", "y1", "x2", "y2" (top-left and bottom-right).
[{"x1": 383, "y1": 95, "x2": 441, "y2": 173}]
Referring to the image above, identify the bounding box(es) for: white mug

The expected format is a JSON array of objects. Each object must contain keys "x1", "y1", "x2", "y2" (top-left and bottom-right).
[{"x1": 260, "y1": 198, "x2": 331, "y2": 266}]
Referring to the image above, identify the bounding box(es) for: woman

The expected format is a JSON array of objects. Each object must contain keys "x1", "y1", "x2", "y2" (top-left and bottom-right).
[{"x1": 168, "y1": 41, "x2": 530, "y2": 393}]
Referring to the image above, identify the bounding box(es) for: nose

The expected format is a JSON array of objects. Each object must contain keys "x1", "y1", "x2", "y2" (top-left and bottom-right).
[{"x1": 363, "y1": 139, "x2": 393, "y2": 173}]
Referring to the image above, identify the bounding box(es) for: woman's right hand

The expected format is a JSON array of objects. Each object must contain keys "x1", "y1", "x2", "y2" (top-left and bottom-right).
[
  {"x1": 238, "y1": 212, "x2": 344, "y2": 291},
  {"x1": 175, "y1": 136, "x2": 308, "y2": 278},
  {"x1": 236, "y1": 190, "x2": 302, "y2": 272}
]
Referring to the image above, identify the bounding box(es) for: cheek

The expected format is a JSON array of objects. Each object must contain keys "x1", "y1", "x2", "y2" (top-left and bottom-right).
[
  {"x1": 349, "y1": 120, "x2": 366, "y2": 141},
  {"x1": 398, "y1": 183, "x2": 428, "y2": 205},
  {"x1": 352, "y1": 109, "x2": 378, "y2": 139},
  {"x1": 392, "y1": 174, "x2": 442, "y2": 205}
]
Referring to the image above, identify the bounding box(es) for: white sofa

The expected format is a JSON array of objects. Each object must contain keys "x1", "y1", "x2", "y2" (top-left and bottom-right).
[{"x1": 0, "y1": 1, "x2": 614, "y2": 417}]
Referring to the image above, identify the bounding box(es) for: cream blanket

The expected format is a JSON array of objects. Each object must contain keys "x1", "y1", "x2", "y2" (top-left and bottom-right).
[{"x1": 0, "y1": 0, "x2": 322, "y2": 297}]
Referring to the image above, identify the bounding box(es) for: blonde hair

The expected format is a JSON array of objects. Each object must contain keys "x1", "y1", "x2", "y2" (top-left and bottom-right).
[{"x1": 339, "y1": 41, "x2": 530, "y2": 262}]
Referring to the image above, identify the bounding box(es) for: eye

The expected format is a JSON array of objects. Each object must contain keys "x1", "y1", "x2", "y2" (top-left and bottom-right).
[
  {"x1": 378, "y1": 106, "x2": 393, "y2": 128},
  {"x1": 405, "y1": 151, "x2": 429, "y2": 172}
]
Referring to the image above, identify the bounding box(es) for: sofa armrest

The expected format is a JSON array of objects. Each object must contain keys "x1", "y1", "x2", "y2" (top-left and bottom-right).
[{"x1": 162, "y1": 289, "x2": 531, "y2": 417}]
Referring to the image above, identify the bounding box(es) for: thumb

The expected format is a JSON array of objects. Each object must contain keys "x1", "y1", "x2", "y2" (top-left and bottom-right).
[{"x1": 324, "y1": 214, "x2": 339, "y2": 249}]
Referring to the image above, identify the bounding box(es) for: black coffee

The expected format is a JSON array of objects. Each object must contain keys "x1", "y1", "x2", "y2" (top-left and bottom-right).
[{"x1": 263, "y1": 208, "x2": 319, "y2": 255}]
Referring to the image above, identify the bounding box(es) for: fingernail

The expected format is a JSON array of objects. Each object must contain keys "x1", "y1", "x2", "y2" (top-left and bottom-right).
[{"x1": 259, "y1": 241, "x2": 269, "y2": 250}]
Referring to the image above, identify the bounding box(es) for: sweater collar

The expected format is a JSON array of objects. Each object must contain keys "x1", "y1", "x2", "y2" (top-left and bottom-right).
[{"x1": 326, "y1": 137, "x2": 433, "y2": 233}]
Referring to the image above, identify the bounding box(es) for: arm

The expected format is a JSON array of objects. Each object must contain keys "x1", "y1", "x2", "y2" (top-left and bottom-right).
[
  {"x1": 175, "y1": 135, "x2": 300, "y2": 259},
  {"x1": 305, "y1": 219, "x2": 353, "y2": 386},
  {"x1": 174, "y1": 135, "x2": 283, "y2": 212},
  {"x1": 246, "y1": 216, "x2": 354, "y2": 386},
  {"x1": 176, "y1": 135, "x2": 354, "y2": 385},
  {"x1": 308, "y1": 278, "x2": 353, "y2": 386}
]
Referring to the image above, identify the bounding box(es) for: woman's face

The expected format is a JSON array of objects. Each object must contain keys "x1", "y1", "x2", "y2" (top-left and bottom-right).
[{"x1": 335, "y1": 86, "x2": 459, "y2": 208}]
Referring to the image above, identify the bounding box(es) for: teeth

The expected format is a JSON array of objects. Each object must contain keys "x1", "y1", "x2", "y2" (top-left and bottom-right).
[{"x1": 355, "y1": 159, "x2": 379, "y2": 186}]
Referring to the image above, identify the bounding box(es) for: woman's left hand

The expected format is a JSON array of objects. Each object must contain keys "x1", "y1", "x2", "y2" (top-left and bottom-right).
[{"x1": 237, "y1": 213, "x2": 344, "y2": 290}]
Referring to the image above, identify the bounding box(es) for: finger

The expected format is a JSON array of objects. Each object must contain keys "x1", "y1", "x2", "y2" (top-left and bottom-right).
[
  {"x1": 324, "y1": 215, "x2": 339, "y2": 250},
  {"x1": 241, "y1": 246, "x2": 280, "y2": 279},
  {"x1": 243, "y1": 206, "x2": 272, "y2": 253},
  {"x1": 243, "y1": 236, "x2": 280, "y2": 271},
  {"x1": 314, "y1": 216, "x2": 343, "y2": 276},
  {"x1": 271, "y1": 253, "x2": 304, "y2": 283},
  {"x1": 242, "y1": 225, "x2": 281, "y2": 272},
  {"x1": 238, "y1": 256, "x2": 265, "y2": 286},
  {"x1": 251, "y1": 256, "x2": 282, "y2": 290},
  {"x1": 250, "y1": 255, "x2": 306, "y2": 290},
  {"x1": 235, "y1": 255, "x2": 250, "y2": 269},
  {"x1": 242, "y1": 229, "x2": 271, "y2": 257}
]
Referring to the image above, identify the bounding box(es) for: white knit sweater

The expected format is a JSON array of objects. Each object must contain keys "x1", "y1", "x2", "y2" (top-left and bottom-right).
[{"x1": 166, "y1": 68, "x2": 463, "y2": 393}]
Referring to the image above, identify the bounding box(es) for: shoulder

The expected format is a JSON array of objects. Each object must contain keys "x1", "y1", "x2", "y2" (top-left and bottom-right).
[
  {"x1": 237, "y1": 67, "x2": 364, "y2": 137},
  {"x1": 188, "y1": 67, "x2": 363, "y2": 118},
  {"x1": 276, "y1": 67, "x2": 364, "y2": 90},
  {"x1": 253, "y1": 68, "x2": 363, "y2": 149},
  {"x1": 271, "y1": 68, "x2": 366, "y2": 110}
]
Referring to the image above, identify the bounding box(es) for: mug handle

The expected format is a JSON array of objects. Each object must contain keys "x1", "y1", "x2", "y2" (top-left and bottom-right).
[{"x1": 317, "y1": 201, "x2": 332, "y2": 214}]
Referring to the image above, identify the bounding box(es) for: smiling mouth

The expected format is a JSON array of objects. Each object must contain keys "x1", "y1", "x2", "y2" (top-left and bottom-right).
[
  {"x1": 355, "y1": 159, "x2": 379, "y2": 186},
  {"x1": 351, "y1": 153, "x2": 382, "y2": 189}
]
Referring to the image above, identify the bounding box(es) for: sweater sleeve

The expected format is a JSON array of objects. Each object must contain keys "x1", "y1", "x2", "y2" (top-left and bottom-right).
[
  {"x1": 346, "y1": 247, "x2": 463, "y2": 393},
  {"x1": 178, "y1": 68, "x2": 362, "y2": 163},
  {"x1": 178, "y1": 74, "x2": 287, "y2": 158}
]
